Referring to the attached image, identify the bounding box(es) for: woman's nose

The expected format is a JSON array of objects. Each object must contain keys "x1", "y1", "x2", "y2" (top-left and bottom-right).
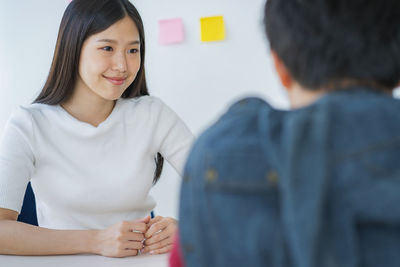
[{"x1": 111, "y1": 52, "x2": 127, "y2": 72}]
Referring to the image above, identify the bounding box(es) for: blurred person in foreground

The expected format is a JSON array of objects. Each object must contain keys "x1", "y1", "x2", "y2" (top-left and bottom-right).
[{"x1": 173, "y1": 0, "x2": 400, "y2": 266}]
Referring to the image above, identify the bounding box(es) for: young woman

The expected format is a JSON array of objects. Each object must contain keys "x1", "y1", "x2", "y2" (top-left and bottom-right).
[{"x1": 0, "y1": 0, "x2": 194, "y2": 257}]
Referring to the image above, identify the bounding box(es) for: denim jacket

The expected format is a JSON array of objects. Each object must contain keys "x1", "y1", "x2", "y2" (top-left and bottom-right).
[{"x1": 179, "y1": 88, "x2": 400, "y2": 267}]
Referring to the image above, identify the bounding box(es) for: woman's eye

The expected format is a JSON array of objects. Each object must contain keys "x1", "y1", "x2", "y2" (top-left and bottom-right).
[
  {"x1": 102, "y1": 46, "x2": 113, "y2": 52},
  {"x1": 128, "y1": 48, "x2": 139, "y2": 54}
]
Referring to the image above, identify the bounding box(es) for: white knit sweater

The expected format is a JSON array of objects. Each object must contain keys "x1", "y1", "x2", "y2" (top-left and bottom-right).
[{"x1": 0, "y1": 96, "x2": 194, "y2": 230}]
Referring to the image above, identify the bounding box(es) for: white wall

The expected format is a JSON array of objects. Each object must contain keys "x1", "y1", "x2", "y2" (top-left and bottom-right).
[{"x1": 0, "y1": 0, "x2": 287, "y2": 218}]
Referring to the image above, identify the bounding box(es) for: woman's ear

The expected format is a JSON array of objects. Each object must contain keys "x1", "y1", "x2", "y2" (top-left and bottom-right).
[{"x1": 271, "y1": 50, "x2": 293, "y2": 90}]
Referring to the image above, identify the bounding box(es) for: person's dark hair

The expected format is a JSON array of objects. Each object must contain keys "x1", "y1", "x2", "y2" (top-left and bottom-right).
[
  {"x1": 264, "y1": 0, "x2": 400, "y2": 91},
  {"x1": 34, "y1": 0, "x2": 163, "y2": 183}
]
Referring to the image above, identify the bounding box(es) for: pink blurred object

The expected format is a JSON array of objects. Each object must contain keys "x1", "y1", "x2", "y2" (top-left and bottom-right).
[
  {"x1": 158, "y1": 18, "x2": 185, "y2": 45},
  {"x1": 169, "y1": 232, "x2": 184, "y2": 267}
]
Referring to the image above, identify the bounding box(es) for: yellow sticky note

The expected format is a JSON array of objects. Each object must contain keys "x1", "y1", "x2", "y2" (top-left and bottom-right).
[{"x1": 200, "y1": 16, "x2": 225, "y2": 42}]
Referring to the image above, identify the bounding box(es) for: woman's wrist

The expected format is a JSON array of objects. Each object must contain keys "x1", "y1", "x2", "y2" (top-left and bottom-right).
[{"x1": 82, "y1": 229, "x2": 100, "y2": 255}]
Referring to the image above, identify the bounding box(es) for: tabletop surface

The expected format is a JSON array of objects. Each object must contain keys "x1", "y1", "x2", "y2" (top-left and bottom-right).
[{"x1": 0, "y1": 253, "x2": 168, "y2": 267}]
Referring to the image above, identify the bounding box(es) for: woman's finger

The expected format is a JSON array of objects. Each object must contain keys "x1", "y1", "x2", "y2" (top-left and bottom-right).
[
  {"x1": 125, "y1": 231, "x2": 145, "y2": 242},
  {"x1": 144, "y1": 227, "x2": 171, "y2": 246},
  {"x1": 134, "y1": 215, "x2": 151, "y2": 224},
  {"x1": 147, "y1": 216, "x2": 163, "y2": 229},
  {"x1": 123, "y1": 240, "x2": 144, "y2": 250},
  {"x1": 149, "y1": 244, "x2": 173, "y2": 255},
  {"x1": 142, "y1": 236, "x2": 172, "y2": 253},
  {"x1": 117, "y1": 220, "x2": 147, "y2": 233},
  {"x1": 128, "y1": 222, "x2": 147, "y2": 233},
  {"x1": 145, "y1": 217, "x2": 175, "y2": 239}
]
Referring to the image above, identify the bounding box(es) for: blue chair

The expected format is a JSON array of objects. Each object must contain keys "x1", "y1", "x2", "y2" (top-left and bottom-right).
[{"x1": 17, "y1": 182, "x2": 38, "y2": 226}]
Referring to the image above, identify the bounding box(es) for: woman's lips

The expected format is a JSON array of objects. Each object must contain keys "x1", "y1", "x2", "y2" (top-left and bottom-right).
[{"x1": 104, "y1": 76, "x2": 126, "y2": 85}]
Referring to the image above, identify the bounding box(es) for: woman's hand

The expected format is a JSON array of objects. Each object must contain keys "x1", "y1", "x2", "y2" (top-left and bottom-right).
[
  {"x1": 92, "y1": 216, "x2": 150, "y2": 258},
  {"x1": 142, "y1": 216, "x2": 177, "y2": 255}
]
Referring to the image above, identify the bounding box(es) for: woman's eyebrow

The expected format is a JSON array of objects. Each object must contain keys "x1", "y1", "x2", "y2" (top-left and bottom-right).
[{"x1": 96, "y1": 39, "x2": 140, "y2": 45}]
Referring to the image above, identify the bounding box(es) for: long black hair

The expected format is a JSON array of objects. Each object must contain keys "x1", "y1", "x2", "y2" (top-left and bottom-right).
[{"x1": 34, "y1": 0, "x2": 164, "y2": 184}]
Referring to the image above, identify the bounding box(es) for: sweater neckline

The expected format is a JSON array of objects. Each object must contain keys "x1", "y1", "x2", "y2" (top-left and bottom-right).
[{"x1": 56, "y1": 99, "x2": 123, "y2": 129}]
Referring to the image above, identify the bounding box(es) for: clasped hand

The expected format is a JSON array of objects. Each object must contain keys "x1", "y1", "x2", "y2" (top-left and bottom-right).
[{"x1": 93, "y1": 215, "x2": 177, "y2": 258}]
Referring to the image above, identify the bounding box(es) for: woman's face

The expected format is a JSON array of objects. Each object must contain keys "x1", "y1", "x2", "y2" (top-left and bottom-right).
[{"x1": 75, "y1": 16, "x2": 141, "y2": 102}]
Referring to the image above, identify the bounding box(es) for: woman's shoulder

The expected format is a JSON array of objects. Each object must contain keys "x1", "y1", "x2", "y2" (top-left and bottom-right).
[
  {"x1": 9, "y1": 103, "x2": 57, "y2": 122},
  {"x1": 10, "y1": 103, "x2": 60, "y2": 126},
  {"x1": 3, "y1": 104, "x2": 57, "y2": 137}
]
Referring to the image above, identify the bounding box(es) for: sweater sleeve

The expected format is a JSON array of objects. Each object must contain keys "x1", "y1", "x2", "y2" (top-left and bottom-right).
[
  {"x1": 151, "y1": 98, "x2": 195, "y2": 177},
  {"x1": 0, "y1": 107, "x2": 35, "y2": 213}
]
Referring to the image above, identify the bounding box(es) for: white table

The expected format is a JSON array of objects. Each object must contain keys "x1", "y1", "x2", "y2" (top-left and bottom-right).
[{"x1": 0, "y1": 253, "x2": 168, "y2": 267}]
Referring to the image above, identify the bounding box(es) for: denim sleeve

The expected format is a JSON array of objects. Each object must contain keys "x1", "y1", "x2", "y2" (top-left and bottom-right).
[
  {"x1": 178, "y1": 97, "x2": 286, "y2": 267},
  {"x1": 178, "y1": 135, "x2": 209, "y2": 267}
]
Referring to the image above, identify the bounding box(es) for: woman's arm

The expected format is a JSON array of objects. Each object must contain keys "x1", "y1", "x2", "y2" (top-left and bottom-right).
[
  {"x1": 141, "y1": 99, "x2": 194, "y2": 254},
  {"x1": 0, "y1": 208, "x2": 149, "y2": 257},
  {"x1": 151, "y1": 98, "x2": 195, "y2": 177}
]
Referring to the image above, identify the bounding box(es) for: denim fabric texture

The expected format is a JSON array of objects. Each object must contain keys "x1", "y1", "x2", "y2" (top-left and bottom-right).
[{"x1": 179, "y1": 87, "x2": 400, "y2": 267}]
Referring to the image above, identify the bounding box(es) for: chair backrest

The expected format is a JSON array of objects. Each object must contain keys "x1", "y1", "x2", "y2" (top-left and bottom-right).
[{"x1": 17, "y1": 182, "x2": 38, "y2": 226}]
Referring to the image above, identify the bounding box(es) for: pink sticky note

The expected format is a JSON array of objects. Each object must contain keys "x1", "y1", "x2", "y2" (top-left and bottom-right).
[{"x1": 158, "y1": 18, "x2": 184, "y2": 45}]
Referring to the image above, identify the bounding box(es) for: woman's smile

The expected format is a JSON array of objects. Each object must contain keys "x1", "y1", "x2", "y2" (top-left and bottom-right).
[{"x1": 103, "y1": 75, "x2": 127, "y2": 86}]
